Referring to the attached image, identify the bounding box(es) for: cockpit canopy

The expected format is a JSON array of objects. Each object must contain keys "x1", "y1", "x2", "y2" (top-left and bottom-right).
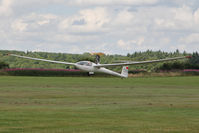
[{"x1": 76, "y1": 61, "x2": 92, "y2": 66}]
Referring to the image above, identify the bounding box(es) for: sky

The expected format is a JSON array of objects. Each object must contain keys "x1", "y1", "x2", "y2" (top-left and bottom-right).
[{"x1": 0, "y1": 0, "x2": 199, "y2": 55}]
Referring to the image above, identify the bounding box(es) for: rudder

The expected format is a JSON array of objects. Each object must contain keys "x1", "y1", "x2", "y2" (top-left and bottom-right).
[{"x1": 121, "y1": 66, "x2": 128, "y2": 78}]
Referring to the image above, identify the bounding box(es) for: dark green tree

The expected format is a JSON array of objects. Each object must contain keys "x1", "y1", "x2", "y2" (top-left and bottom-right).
[{"x1": 0, "y1": 61, "x2": 9, "y2": 69}]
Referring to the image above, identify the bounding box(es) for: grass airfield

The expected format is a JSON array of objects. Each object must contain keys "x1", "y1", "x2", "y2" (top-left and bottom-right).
[{"x1": 0, "y1": 76, "x2": 199, "y2": 133}]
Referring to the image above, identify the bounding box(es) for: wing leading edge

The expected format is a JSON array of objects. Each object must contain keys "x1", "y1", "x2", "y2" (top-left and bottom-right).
[
  {"x1": 9, "y1": 54, "x2": 191, "y2": 68},
  {"x1": 10, "y1": 54, "x2": 75, "y2": 65},
  {"x1": 95, "y1": 56, "x2": 190, "y2": 67}
]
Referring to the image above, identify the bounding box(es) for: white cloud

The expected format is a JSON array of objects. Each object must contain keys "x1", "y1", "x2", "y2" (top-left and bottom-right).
[
  {"x1": 117, "y1": 37, "x2": 145, "y2": 51},
  {"x1": 11, "y1": 13, "x2": 58, "y2": 32},
  {"x1": 154, "y1": 6, "x2": 199, "y2": 31},
  {"x1": 113, "y1": 9, "x2": 134, "y2": 26},
  {"x1": 0, "y1": 0, "x2": 13, "y2": 16},
  {"x1": 48, "y1": 34, "x2": 99, "y2": 43},
  {"x1": 59, "y1": 7, "x2": 110, "y2": 32},
  {"x1": 10, "y1": 0, "x2": 158, "y2": 8},
  {"x1": 1, "y1": 0, "x2": 199, "y2": 54},
  {"x1": 137, "y1": 37, "x2": 145, "y2": 46},
  {"x1": 11, "y1": 19, "x2": 28, "y2": 32},
  {"x1": 194, "y1": 8, "x2": 199, "y2": 24},
  {"x1": 179, "y1": 33, "x2": 199, "y2": 44},
  {"x1": 117, "y1": 40, "x2": 128, "y2": 47},
  {"x1": 67, "y1": 0, "x2": 158, "y2": 6},
  {"x1": 12, "y1": 0, "x2": 64, "y2": 7}
]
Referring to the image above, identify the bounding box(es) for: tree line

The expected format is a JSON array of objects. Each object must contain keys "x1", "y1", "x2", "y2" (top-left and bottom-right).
[{"x1": 0, "y1": 50, "x2": 198, "y2": 72}]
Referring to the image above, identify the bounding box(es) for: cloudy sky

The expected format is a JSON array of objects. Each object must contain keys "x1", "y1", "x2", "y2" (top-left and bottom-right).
[{"x1": 0, "y1": 0, "x2": 199, "y2": 55}]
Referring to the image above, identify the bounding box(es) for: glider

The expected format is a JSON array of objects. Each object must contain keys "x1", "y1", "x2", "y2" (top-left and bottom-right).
[{"x1": 9, "y1": 54, "x2": 191, "y2": 78}]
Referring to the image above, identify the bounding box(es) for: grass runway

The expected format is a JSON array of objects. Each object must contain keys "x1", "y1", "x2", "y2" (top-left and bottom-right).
[{"x1": 0, "y1": 76, "x2": 199, "y2": 133}]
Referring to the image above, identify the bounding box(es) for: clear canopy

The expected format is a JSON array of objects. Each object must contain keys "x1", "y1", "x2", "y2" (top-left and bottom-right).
[{"x1": 76, "y1": 61, "x2": 92, "y2": 66}]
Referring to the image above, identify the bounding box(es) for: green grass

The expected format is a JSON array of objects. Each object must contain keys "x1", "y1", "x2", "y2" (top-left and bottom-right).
[{"x1": 0, "y1": 76, "x2": 199, "y2": 133}]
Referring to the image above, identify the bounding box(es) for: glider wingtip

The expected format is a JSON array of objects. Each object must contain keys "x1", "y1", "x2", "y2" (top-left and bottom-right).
[{"x1": 186, "y1": 56, "x2": 192, "y2": 59}]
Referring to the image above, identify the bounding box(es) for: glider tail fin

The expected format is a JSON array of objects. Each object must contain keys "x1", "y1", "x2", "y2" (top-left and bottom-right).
[{"x1": 121, "y1": 66, "x2": 128, "y2": 78}]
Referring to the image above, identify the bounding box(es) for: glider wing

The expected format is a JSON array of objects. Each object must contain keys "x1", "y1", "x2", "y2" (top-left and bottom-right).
[
  {"x1": 10, "y1": 54, "x2": 75, "y2": 65},
  {"x1": 95, "y1": 56, "x2": 190, "y2": 67}
]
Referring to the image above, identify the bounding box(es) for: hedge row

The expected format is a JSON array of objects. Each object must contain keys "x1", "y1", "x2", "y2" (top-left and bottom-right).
[
  {"x1": 3, "y1": 69, "x2": 112, "y2": 77},
  {"x1": 1, "y1": 68, "x2": 199, "y2": 77}
]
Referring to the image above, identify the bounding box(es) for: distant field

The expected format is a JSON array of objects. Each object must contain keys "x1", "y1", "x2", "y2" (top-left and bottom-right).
[{"x1": 0, "y1": 76, "x2": 199, "y2": 133}]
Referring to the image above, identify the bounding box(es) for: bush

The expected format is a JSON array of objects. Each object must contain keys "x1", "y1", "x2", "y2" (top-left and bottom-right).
[
  {"x1": 0, "y1": 61, "x2": 9, "y2": 69},
  {"x1": 4, "y1": 68, "x2": 112, "y2": 77}
]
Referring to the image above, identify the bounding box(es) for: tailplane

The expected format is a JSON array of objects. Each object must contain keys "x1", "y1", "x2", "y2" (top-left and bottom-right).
[{"x1": 121, "y1": 66, "x2": 128, "y2": 78}]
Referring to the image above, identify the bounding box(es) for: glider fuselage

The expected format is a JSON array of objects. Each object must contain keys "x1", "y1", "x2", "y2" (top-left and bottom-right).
[{"x1": 75, "y1": 61, "x2": 127, "y2": 77}]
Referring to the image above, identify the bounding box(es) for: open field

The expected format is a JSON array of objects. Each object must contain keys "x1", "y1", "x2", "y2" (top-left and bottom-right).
[{"x1": 0, "y1": 76, "x2": 199, "y2": 133}]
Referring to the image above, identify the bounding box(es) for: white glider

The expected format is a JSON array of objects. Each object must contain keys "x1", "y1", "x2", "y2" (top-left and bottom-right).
[{"x1": 10, "y1": 54, "x2": 190, "y2": 78}]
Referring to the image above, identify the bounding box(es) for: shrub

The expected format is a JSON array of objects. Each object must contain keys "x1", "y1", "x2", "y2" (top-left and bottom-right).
[
  {"x1": 0, "y1": 61, "x2": 9, "y2": 69},
  {"x1": 4, "y1": 68, "x2": 112, "y2": 77}
]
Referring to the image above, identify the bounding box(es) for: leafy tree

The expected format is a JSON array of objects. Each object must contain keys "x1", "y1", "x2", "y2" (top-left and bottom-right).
[
  {"x1": 0, "y1": 61, "x2": 9, "y2": 69},
  {"x1": 0, "y1": 50, "x2": 198, "y2": 72},
  {"x1": 189, "y1": 52, "x2": 199, "y2": 65}
]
